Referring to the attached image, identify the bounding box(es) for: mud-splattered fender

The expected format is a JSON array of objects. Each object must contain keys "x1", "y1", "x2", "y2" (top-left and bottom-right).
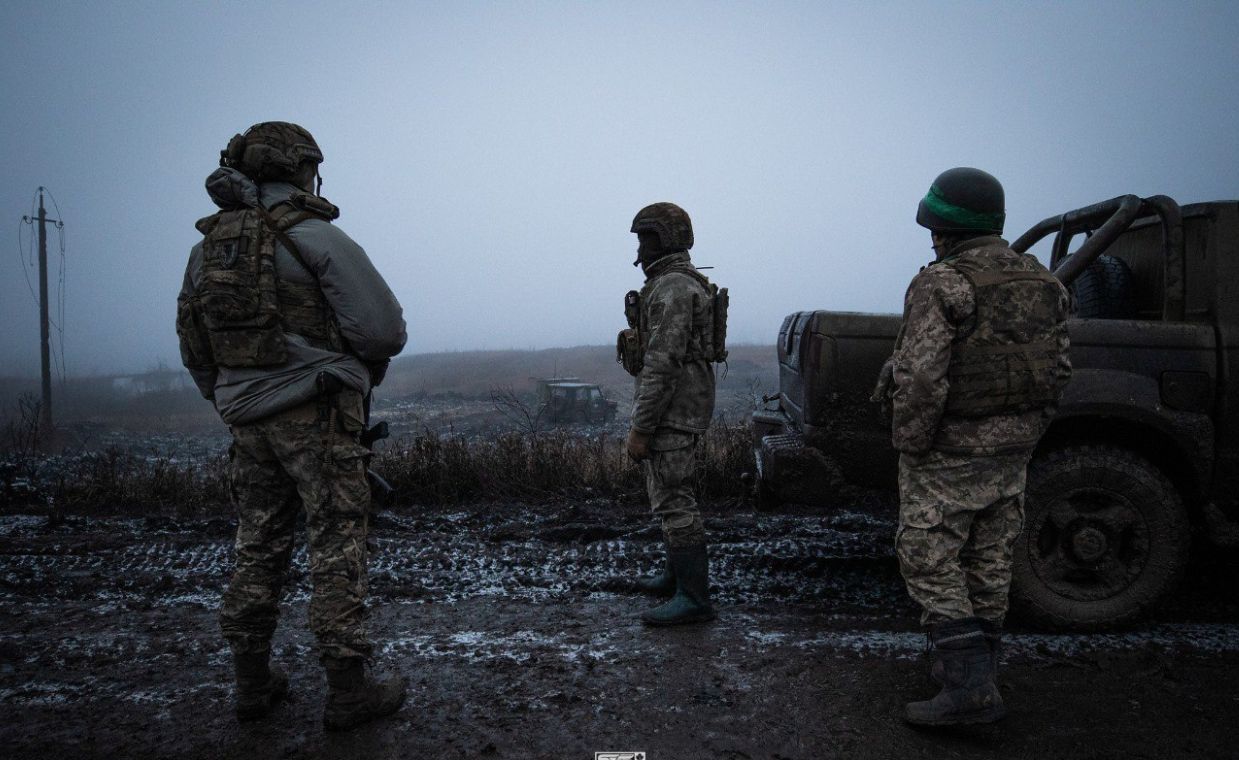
[{"x1": 1047, "y1": 367, "x2": 1214, "y2": 499}]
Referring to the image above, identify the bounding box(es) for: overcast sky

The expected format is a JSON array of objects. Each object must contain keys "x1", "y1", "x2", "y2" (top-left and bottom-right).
[{"x1": 1, "y1": 0, "x2": 1236, "y2": 377}]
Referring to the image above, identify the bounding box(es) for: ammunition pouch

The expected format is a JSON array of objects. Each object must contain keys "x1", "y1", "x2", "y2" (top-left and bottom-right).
[
  {"x1": 675, "y1": 267, "x2": 730, "y2": 364},
  {"x1": 946, "y1": 342, "x2": 1061, "y2": 417},
  {"x1": 618, "y1": 288, "x2": 646, "y2": 376},
  {"x1": 617, "y1": 328, "x2": 644, "y2": 376},
  {"x1": 176, "y1": 292, "x2": 216, "y2": 375},
  {"x1": 710, "y1": 284, "x2": 729, "y2": 363}
]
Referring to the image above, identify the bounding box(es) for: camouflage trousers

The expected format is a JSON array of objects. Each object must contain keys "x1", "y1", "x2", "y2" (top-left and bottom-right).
[
  {"x1": 220, "y1": 389, "x2": 373, "y2": 661},
  {"x1": 895, "y1": 449, "x2": 1028, "y2": 626},
  {"x1": 643, "y1": 431, "x2": 706, "y2": 546}
]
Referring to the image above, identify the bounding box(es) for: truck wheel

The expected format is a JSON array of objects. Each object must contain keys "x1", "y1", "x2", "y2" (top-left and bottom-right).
[{"x1": 1011, "y1": 445, "x2": 1190, "y2": 630}]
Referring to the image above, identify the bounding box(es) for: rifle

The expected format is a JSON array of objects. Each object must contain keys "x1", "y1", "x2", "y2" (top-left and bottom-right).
[
  {"x1": 361, "y1": 411, "x2": 394, "y2": 509},
  {"x1": 316, "y1": 370, "x2": 395, "y2": 510}
]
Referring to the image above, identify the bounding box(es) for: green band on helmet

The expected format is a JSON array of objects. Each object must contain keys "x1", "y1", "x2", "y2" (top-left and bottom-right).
[{"x1": 922, "y1": 184, "x2": 1005, "y2": 230}]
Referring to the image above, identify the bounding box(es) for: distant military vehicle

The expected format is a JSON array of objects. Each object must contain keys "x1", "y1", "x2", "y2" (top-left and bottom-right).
[
  {"x1": 753, "y1": 196, "x2": 1239, "y2": 630},
  {"x1": 536, "y1": 379, "x2": 619, "y2": 424}
]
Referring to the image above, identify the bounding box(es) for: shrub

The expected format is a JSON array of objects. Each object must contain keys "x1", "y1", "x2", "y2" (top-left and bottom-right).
[{"x1": 1, "y1": 424, "x2": 754, "y2": 515}]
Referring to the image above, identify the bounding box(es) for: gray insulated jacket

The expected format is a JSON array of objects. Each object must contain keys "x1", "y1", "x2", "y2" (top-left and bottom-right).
[
  {"x1": 180, "y1": 168, "x2": 407, "y2": 425},
  {"x1": 631, "y1": 252, "x2": 717, "y2": 436}
]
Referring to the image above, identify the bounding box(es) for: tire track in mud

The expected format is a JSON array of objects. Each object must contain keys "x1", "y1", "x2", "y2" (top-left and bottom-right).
[
  {"x1": 0, "y1": 510, "x2": 904, "y2": 610},
  {"x1": 2, "y1": 507, "x2": 1239, "y2": 717},
  {"x1": 3, "y1": 605, "x2": 1239, "y2": 712}
]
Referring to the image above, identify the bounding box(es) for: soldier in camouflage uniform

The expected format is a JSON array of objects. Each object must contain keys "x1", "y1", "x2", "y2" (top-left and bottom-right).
[
  {"x1": 176, "y1": 122, "x2": 408, "y2": 730},
  {"x1": 874, "y1": 168, "x2": 1071, "y2": 726},
  {"x1": 619, "y1": 202, "x2": 721, "y2": 626}
]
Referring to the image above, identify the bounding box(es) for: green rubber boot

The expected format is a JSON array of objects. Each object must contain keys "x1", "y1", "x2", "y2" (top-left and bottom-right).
[
  {"x1": 905, "y1": 617, "x2": 1006, "y2": 727},
  {"x1": 322, "y1": 657, "x2": 408, "y2": 732},
  {"x1": 233, "y1": 651, "x2": 289, "y2": 722},
  {"x1": 640, "y1": 542, "x2": 716, "y2": 626},
  {"x1": 635, "y1": 543, "x2": 676, "y2": 596}
]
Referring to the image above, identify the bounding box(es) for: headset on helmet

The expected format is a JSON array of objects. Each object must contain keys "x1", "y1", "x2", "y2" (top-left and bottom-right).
[
  {"x1": 916, "y1": 167, "x2": 1005, "y2": 235},
  {"x1": 631, "y1": 202, "x2": 694, "y2": 252},
  {"x1": 220, "y1": 121, "x2": 324, "y2": 183}
]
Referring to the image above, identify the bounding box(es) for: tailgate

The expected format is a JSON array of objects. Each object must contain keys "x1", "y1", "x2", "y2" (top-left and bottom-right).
[{"x1": 776, "y1": 311, "x2": 902, "y2": 489}]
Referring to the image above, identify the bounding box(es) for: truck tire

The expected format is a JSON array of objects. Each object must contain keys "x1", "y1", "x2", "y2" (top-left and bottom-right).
[
  {"x1": 1011, "y1": 445, "x2": 1190, "y2": 630},
  {"x1": 1069, "y1": 254, "x2": 1136, "y2": 319}
]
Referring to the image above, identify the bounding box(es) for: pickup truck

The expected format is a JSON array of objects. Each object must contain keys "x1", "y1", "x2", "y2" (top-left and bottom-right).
[{"x1": 752, "y1": 196, "x2": 1239, "y2": 629}]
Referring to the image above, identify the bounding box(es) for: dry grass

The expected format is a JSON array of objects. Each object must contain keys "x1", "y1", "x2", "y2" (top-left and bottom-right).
[
  {"x1": 1, "y1": 449, "x2": 228, "y2": 517},
  {"x1": 380, "y1": 424, "x2": 751, "y2": 505},
  {"x1": 346, "y1": 422, "x2": 752, "y2": 506},
  {"x1": 2, "y1": 424, "x2": 755, "y2": 515}
]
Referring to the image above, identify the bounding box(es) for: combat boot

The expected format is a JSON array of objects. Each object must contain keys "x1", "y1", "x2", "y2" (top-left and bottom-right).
[
  {"x1": 905, "y1": 617, "x2": 1005, "y2": 727},
  {"x1": 978, "y1": 618, "x2": 1003, "y2": 672},
  {"x1": 640, "y1": 542, "x2": 716, "y2": 626},
  {"x1": 233, "y1": 650, "x2": 289, "y2": 722},
  {"x1": 322, "y1": 656, "x2": 407, "y2": 732},
  {"x1": 635, "y1": 542, "x2": 676, "y2": 596}
]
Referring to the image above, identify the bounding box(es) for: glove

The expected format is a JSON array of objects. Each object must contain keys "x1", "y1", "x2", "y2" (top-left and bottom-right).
[
  {"x1": 871, "y1": 357, "x2": 895, "y2": 404},
  {"x1": 871, "y1": 357, "x2": 895, "y2": 422},
  {"x1": 626, "y1": 429, "x2": 652, "y2": 462}
]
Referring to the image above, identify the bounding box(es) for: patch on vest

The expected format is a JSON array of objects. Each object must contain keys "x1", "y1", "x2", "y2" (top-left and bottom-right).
[{"x1": 204, "y1": 236, "x2": 247, "y2": 269}]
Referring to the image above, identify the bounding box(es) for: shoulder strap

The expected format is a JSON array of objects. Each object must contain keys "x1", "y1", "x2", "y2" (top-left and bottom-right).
[
  {"x1": 662, "y1": 264, "x2": 711, "y2": 289},
  {"x1": 288, "y1": 191, "x2": 340, "y2": 221},
  {"x1": 257, "y1": 204, "x2": 319, "y2": 284},
  {"x1": 195, "y1": 212, "x2": 223, "y2": 235}
]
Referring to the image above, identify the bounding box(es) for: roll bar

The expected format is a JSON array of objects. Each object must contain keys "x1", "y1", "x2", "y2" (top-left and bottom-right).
[{"x1": 1010, "y1": 194, "x2": 1185, "y2": 320}]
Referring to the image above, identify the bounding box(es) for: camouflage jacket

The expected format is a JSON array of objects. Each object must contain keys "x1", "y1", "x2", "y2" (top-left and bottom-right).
[
  {"x1": 179, "y1": 172, "x2": 406, "y2": 425},
  {"x1": 888, "y1": 236, "x2": 1071, "y2": 456},
  {"x1": 631, "y1": 252, "x2": 717, "y2": 436}
]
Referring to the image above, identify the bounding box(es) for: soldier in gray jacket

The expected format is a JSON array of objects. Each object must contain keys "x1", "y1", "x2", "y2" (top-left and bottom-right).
[
  {"x1": 619, "y1": 202, "x2": 723, "y2": 626},
  {"x1": 176, "y1": 122, "x2": 407, "y2": 730}
]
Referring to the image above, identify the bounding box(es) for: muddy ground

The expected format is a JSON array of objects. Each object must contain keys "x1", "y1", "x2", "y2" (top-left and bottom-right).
[{"x1": 2, "y1": 498, "x2": 1238, "y2": 760}]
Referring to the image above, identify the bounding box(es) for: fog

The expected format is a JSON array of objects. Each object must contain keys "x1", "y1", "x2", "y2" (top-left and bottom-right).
[{"x1": 1, "y1": 0, "x2": 1236, "y2": 377}]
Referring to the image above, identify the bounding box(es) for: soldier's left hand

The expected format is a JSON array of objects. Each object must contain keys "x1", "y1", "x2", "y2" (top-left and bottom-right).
[
  {"x1": 871, "y1": 357, "x2": 895, "y2": 403},
  {"x1": 626, "y1": 429, "x2": 651, "y2": 462}
]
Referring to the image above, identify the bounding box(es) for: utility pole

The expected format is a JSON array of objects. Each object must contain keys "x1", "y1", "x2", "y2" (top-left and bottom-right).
[{"x1": 22, "y1": 188, "x2": 61, "y2": 439}]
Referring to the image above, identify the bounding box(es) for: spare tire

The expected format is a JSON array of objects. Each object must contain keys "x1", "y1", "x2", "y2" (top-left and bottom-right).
[
  {"x1": 1011, "y1": 445, "x2": 1190, "y2": 630},
  {"x1": 1067, "y1": 253, "x2": 1136, "y2": 319}
]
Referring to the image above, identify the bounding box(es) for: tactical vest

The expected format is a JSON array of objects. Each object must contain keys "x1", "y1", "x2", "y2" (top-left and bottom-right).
[
  {"x1": 942, "y1": 246, "x2": 1067, "y2": 417},
  {"x1": 617, "y1": 263, "x2": 728, "y2": 377},
  {"x1": 177, "y1": 194, "x2": 342, "y2": 371}
]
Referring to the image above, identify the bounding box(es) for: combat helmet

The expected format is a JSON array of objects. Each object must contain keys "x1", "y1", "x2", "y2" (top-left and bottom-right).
[
  {"x1": 220, "y1": 121, "x2": 324, "y2": 182},
  {"x1": 631, "y1": 202, "x2": 694, "y2": 251},
  {"x1": 916, "y1": 167, "x2": 1005, "y2": 235}
]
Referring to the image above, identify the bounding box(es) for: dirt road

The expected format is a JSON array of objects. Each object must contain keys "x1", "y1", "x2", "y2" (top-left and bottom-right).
[{"x1": 2, "y1": 501, "x2": 1237, "y2": 759}]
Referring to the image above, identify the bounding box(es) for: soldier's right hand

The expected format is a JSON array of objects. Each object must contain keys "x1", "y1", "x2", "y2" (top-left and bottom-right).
[{"x1": 626, "y1": 429, "x2": 652, "y2": 462}]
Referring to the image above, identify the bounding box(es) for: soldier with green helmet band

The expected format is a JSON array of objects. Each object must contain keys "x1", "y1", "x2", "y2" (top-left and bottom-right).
[
  {"x1": 619, "y1": 201, "x2": 728, "y2": 627},
  {"x1": 874, "y1": 167, "x2": 1072, "y2": 727},
  {"x1": 176, "y1": 120, "x2": 408, "y2": 730},
  {"x1": 916, "y1": 167, "x2": 1007, "y2": 235}
]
